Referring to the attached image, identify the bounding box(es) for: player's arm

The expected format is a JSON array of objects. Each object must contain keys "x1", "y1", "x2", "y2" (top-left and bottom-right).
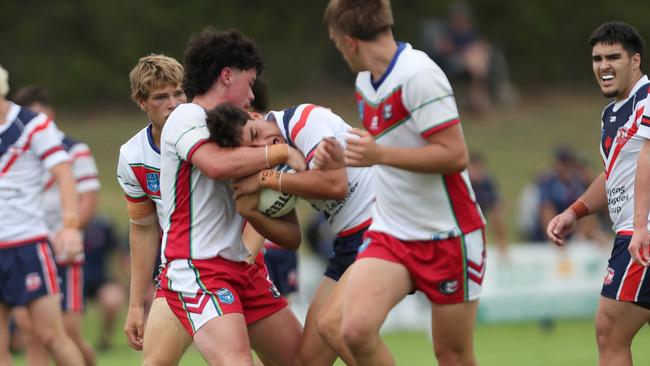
[
  {"x1": 78, "y1": 191, "x2": 98, "y2": 230},
  {"x1": 50, "y1": 162, "x2": 83, "y2": 258},
  {"x1": 547, "y1": 172, "x2": 607, "y2": 246},
  {"x1": 235, "y1": 193, "x2": 301, "y2": 250},
  {"x1": 345, "y1": 124, "x2": 468, "y2": 173},
  {"x1": 191, "y1": 142, "x2": 305, "y2": 180},
  {"x1": 630, "y1": 140, "x2": 650, "y2": 265},
  {"x1": 232, "y1": 167, "x2": 348, "y2": 200},
  {"x1": 124, "y1": 199, "x2": 159, "y2": 350}
]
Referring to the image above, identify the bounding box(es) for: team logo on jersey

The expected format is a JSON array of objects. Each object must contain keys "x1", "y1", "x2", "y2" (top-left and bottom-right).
[
  {"x1": 603, "y1": 267, "x2": 615, "y2": 286},
  {"x1": 357, "y1": 100, "x2": 365, "y2": 121},
  {"x1": 25, "y1": 273, "x2": 42, "y2": 292},
  {"x1": 216, "y1": 288, "x2": 235, "y2": 304},
  {"x1": 615, "y1": 127, "x2": 632, "y2": 145},
  {"x1": 439, "y1": 280, "x2": 459, "y2": 295},
  {"x1": 358, "y1": 237, "x2": 372, "y2": 253},
  {"x1": 609, "y1": 116, "x2": 616, "y2": 123},
  {"x1": 383, "y1": 103, "x2": 393, "y2": 120},
  {"x1": 146, "y1": 172, "x2": 160, "y2": 193},
  {"x1": 369, "y1": 116, "x2": 379, "y2": 132}
]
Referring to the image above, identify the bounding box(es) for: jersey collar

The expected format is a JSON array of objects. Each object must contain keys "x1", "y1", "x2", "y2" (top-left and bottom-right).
[
  {"x1": 371, "y1": 41, "x2": 407, "y2": 90},
  {"x1": 146, "y1": 123, "x2": 160, "y2": 155}
]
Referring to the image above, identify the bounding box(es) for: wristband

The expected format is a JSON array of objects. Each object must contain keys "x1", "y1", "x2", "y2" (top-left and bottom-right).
[
  {"x1": 62, "y1": 212, "x2": 80, "y2": 230},
  {"x1": 568, "y1": 199, "x2": 590, "y2": 219},
  {"x1": 266, "y1": 144, "x2": 289, "y2": 168},
  {"x1": 259, "y1": 169, "x2": 283, "y2": 191}
]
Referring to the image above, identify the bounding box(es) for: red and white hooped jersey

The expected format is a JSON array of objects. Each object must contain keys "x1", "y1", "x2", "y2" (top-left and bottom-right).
[
  {"x1": 117, "y1": 124, "x2": 164, "y2": 224},
  {"x1": 159, "y1": 103, "x2": 247, "y2": 263},
  {"x1": 607, "y1": 75, "x2": 650, "y2": 233},
  {"x1": 355, "y1": 42, "x2": 484, "y2": 241},
  {"x1": 0, "y1": 103, "x2": 70, "y2": 246},
  {"x1": 267, "y1": 104, "x2": 374, "y2": 234},
  {"x1": 43, "y1": 134, "x2": 100, "y2": 232}
]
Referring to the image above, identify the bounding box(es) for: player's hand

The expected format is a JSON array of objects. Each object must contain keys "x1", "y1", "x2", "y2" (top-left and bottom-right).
[
  {"x1": 231, "y1": 172, "x2": 262, "y2": 199},
  {"x1": 286, "y1": 146, "x2": 306, "y2": 172},
  {"x1": 629, "y1": 230, "x2": 650, "y2": 267},
  {"x1": 53, "y1": 228, "x2": 83, "y2": 262},
  {"x1": 235, "y1": 192, "x2": 261, "y2": 217},
  {"x1": 124, "y1": 305, "x2": 145, "y2": 351},
  {"x1": 546, "y1": 210, "x2": 577, "y2": 246},
  {"x1": 313, "y1": 137, "x2": 345, "y2": 170},
  {"x1": 345, "y1": 128, "x2": 383, "y2": 167}
]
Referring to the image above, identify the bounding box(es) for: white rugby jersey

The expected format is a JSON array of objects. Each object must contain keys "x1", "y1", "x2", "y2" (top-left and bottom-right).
[
  {"x1": 117, "y1": 124, "x2": 164, "y2": 224},
  {"x1": 0, "y1": 103, "x2": 70, "y2": 246},
  {"x1": 355, "y1": 42, "x2": 484, "y2": 241},
  {"x1": 159, "y1": 103, "x2": 247, "y2": 262},
  {"x1": 267, "y1": 104, "x2": 374, "y2": 234},
  {"x1": 43, "y1": 134, "x2": 100, "y2": 232},
  {"x1": 603, "y1": 75, "x2": 650, "y2": 233}
]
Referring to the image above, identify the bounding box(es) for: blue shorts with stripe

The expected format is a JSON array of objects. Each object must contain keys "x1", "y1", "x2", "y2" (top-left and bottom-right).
[
  {"x1": 601, "y1": 234, "x2": 650, "y2": 306},
  {"x1": 57, "y1": 262, "x2": 85, "y2": 312},
  {"x1": 324, "y1": 228, "x2": 368, "y2": 281},
  {"x1": 0, "y1": 240, "x2": 60, "y2": 306}
]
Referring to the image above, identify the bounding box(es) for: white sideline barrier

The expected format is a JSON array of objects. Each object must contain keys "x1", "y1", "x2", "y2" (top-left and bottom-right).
[{"x1": 291, "y1": 241, "x2": 611, "y2": 331}]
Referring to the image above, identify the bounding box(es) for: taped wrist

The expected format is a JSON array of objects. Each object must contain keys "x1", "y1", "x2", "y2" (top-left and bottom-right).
[
  {"x1": 266, "y1": 144, "x2": 288, "y2": 168},
  {"x1": 129, "y1": 213, "x2": 157, "y2": 226},
  {"x1": 259, "y1": 169, "x2": 283, "y2": 192},
  {"x1": 568, "y1": 199, "x2": 590, "y2": 219}
]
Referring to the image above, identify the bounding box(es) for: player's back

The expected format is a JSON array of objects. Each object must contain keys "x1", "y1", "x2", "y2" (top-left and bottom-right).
[
  {"x1": 43, "y1": 135, "x2": 100, "y2": 232},
  {"x1": 159, "y1": 103, "x2": 246, "y2": 263},
  {"x1": 355, "y1": 42, "x2": 484, "y2": 241},
  {"x1": 268, "y1": 104, "x2": 374, "y2": 234},
  {"x1": 0, "y1": 103, "x2": 69, "y2": 244}
]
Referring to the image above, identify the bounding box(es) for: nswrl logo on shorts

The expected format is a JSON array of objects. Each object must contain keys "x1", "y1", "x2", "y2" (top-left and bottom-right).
[
  {"x1": 216, "y1": 288, "x2": 235, "y2": 304},
  {"x1": 25, "y1": 272, "x2": 42, "y2": 292}
]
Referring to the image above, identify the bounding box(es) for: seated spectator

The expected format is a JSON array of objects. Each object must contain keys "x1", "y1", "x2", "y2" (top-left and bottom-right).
[
  {"x1": 468, "y1": 152, "x2": 508, "y2": 257},
  {"x1": 420, "y1": 1, "x2": 516, "y2": 115}
]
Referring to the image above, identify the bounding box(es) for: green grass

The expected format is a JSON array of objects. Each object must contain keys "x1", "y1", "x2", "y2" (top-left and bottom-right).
[{"x1": 10, "y1": 306, "x2": 650, "y2": 365}]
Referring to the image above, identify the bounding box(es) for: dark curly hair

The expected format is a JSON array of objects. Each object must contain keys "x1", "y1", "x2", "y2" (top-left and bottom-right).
[
  {"x1": 182, "y1": 28, "x2": 265, "y2": 100},
  {"x1": 205, "y1": 103, "x2": 250, "y2": 147}
]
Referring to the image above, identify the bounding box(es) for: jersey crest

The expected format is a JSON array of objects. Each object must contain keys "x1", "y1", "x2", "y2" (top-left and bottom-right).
[{"x1": 146, "y1": 172, "x2": 160, "y2": 193}]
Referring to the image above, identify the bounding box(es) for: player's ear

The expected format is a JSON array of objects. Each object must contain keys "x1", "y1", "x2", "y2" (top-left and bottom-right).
[
  {"x1": 137, "y1": 98, "x2": 147, "y2": 112},
  {"x1": 344, "y1": 34, "x2": 358, "y2": 53},
  {"x1": 632, "y1": 53, "x2": 641, "y2": 71},
  {"x1": 221, "y1": 67, "x2": 233, "y2": 86}
]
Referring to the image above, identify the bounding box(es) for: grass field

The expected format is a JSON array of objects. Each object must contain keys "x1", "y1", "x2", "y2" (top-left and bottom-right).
[
  {"x1": 10, "y1": 306, "x2": 650, "y2": 365},
  {"x1": 31, "y1": 89, "x2": 643, "y2": 365}
]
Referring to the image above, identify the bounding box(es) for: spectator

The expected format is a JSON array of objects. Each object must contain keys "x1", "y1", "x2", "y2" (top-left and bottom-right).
[
  {"x1": 420, "y1": 1, "x2": 515, "y2": 115},
  {"x1": 468, "y1": 152, "x2": 508, "y2": 257}
]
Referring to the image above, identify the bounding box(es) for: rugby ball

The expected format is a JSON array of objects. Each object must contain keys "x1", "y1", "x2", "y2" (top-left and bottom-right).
[{"x1": 257, "y1": 164, "x2": 297, "y2": 218}]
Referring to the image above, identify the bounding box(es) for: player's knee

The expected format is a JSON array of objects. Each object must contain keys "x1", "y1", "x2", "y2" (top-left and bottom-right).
[
  {"x1": 316, "y1": 314, "x2": 339, "y2": 345},
  {"x1": 32, "y1": 326, "x2": 58, "y2": 349},
  {"x1": 340, "y1": 318, "x2": 374, "y2": 352}
]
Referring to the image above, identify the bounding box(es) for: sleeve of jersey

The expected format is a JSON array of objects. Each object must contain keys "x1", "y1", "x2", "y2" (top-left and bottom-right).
[
  {"x1": 403, "y1": 69, "x2": 460, "y2": 138},
  {"x1": 290, "y1": 106, "x2": 339, "y2": 168},
  {"x1": 70, "y1": 143, "x2": 100, "y2": 193},
  {"x1": 31, "y1": 119, "x2": 70, "y2": 170},
  {"x1": 116, "y1": 148, "x2": 147, "y2": 203},
  {"x1": 171, "y1": 117, "x2": 210, "y2": 162},
  {"x1": 637, "y1": 96, "x2": 650, "y2": 139}
]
